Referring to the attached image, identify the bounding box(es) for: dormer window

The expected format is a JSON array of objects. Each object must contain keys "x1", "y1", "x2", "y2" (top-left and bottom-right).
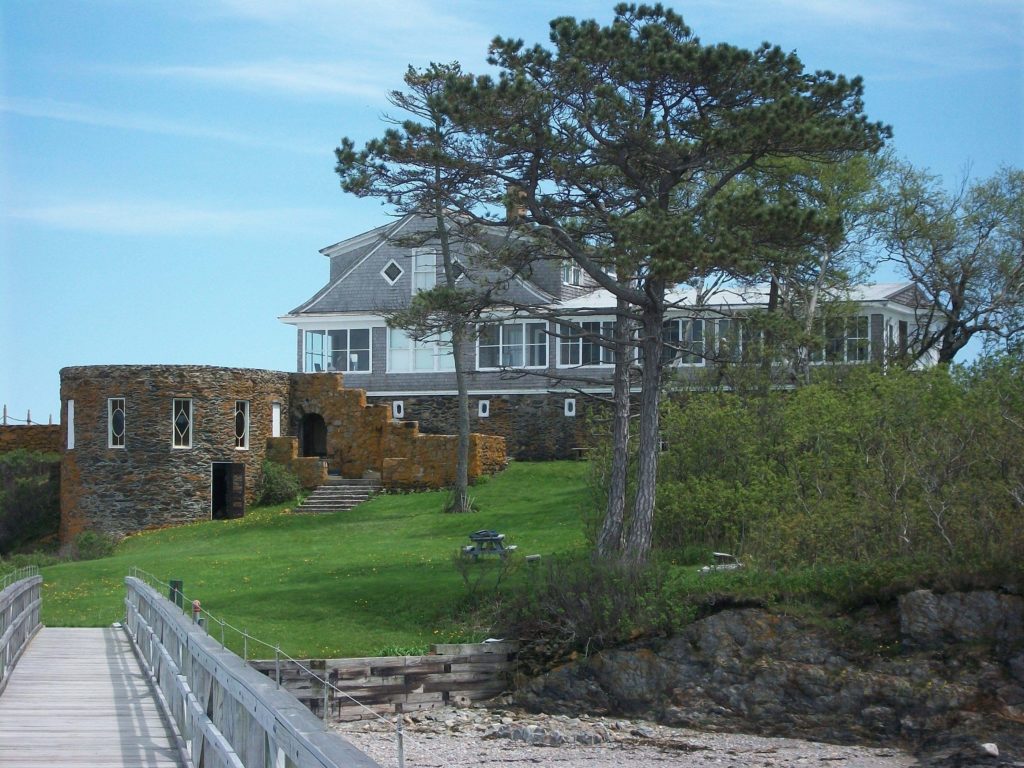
[
  {"x1": 413, "y1": 250, "x2": 437, "y2": 293},
  {"x1": 562, "y1": 260, "x2": 582, "y2": 286},
  {"x1": 382, "y1": 260, "x2": 403, "y2": 285}
]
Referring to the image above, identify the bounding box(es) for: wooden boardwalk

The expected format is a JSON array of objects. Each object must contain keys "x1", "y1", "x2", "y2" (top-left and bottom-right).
[{"x1": 0, "y1": 627, "x2": 185, "y2": 767}]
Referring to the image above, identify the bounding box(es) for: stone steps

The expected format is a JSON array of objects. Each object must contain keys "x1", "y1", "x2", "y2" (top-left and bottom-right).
[{"x1": 295, "y1": 480, "x2": 381, "y2": 513}]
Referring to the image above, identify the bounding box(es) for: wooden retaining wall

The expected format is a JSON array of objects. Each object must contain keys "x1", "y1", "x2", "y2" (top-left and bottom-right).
[{"x1": 251, "y1": 642, "x2": 516, "y2": 721}]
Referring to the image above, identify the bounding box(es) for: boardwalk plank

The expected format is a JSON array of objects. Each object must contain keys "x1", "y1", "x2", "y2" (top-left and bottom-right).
[{"x1": 0, "y1": 627, "x2": 184, "y2": 768}]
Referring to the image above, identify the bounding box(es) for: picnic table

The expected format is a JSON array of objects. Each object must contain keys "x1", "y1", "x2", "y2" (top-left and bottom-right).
[{"x1": 462, "y1": 530, "x2": 517, "y2": 560}]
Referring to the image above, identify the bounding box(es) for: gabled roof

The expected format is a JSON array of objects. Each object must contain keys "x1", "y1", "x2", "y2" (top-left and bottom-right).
[{"x1": 286, "y1": 214, "x2": 557, "y2": 317}]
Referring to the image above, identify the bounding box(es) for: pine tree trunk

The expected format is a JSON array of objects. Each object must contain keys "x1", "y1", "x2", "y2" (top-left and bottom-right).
[
  {"x1": 623, "y1": 295, "x2": 665, "y2": 567},
  {"x1": 450, "y1": 324, "x2": 472, "y2": 512},
  {"x1": 597, "y1": 300, "x2": 633, "y2": 557}
]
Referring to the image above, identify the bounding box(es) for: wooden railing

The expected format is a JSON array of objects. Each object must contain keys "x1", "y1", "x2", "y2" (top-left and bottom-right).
[
  {"x1": 0, "y1": 566, "x2": 42, "y2": 696},
  {"x1": 124, "y1": 576, "x2": 380, "y2": 768}
]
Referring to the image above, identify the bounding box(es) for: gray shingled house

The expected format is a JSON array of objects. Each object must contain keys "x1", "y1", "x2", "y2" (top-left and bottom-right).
[{"x1": 280, "y1": 214, "x2": 932, "y2": 459}]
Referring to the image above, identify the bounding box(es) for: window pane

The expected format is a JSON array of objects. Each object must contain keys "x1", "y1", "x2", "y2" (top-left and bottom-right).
[
  {"x1": 351, "y1": 328, "x2": 370, "y2": 350},
  {"x1": 526, "y1": 322, "x2": 547, "y2": 367}
]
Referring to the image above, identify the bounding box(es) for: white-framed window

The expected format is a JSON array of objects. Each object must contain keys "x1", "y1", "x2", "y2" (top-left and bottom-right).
[
  {"x1": 67, "y1": 400, "x2": 75, "y2": 450},
  {"x1": 387, "y1": 328, "x2": 455, "y2": 372},
  {"x1": 412, "y1": 250, "x2": 437, "y2": 293},
  {"x1": 271, "y1": 402, "x2": 281, "y2": 438},
  {"x1": 478, "y1": 400, "x2": 490, "y2": 418},
  {"x1": 381, "y1": 259, "x2": 404, "y2": 285},
  {"x1": 108, "y1": 397, "x2": 126, "y2": 449},
  {"x1": 662, "y1": 318, "x2": 705, "y2": 365},
  {"x1": 562, "y1": 260, "x2": 582, "y2": 286},
  {"x1": 564, "y1": 398, "x2": 576, "y2": 417},
  {"x1": 234, "y1": 400, "x2": 249, "y2": 450},
  {"x1": 715, "y1": 318, "x2": 761, "y2": 362},
  {"x1": 304, "y1": 329, "x2": 371, "y2": 372},
  {"x1": 558, "y1": 320, "x2": 615, "y2": 367},
  {"x1": 478, "y1": 321, "x2": 548, "y2": 369},
  {"x1": 392, "y1": 400, "x2": 405, "y2": 419},
  {"x1": 172, "y1": 398, "x2": 192, "y2": 449},
  {"x1": 812, "y1": 316, "x2": 870, "y2": 363}
]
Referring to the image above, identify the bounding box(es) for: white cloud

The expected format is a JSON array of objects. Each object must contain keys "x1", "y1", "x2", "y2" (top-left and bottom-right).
[
  {"x1": 5, "y1": 200, "x2": 337, "y2": 236},
  {"x1": 0, "y1": 97, "x2": 322, "y2": 154},
  {"x1": 141, "y1": 61, "x2": 388, "y2": 99}
]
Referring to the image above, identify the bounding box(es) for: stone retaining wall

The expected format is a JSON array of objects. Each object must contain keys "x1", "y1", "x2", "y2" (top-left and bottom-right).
[
  {"x1": 366, "y1": 393, "x2": 596, "y2": 460},
  {"x1": 0, "y1": 425, "x2": 61, "y2": 455}
]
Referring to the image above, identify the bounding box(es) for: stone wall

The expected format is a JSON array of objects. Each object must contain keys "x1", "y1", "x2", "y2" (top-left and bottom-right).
[
  {"x1": 60, "y1": 365, "x2": 292, "y2": 541},
  {"x1": 289, "y1": 373, "x2": 506, "y2": 488},
  {"x1": 366, "y1": 393, "x2": 595, "y2": 460},
  {"x1": 0, "y1": 425, "x2": 61, "y2": 455}
]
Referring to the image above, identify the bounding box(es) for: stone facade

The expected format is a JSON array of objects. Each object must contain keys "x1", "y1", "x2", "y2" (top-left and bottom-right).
[
  {"x1": 59, "y1": 365, "x2": 507, "y2": 541},
  {"x1": 60, "y1": 365, "x2": 292, "y2": 541},
  {"x1": 0, "y1": 425, "x2": 61, "y2": 455},
  {"x1": 289, "y1": 374, "x2": 506, "y2": 488},
  {"x1": 367, "y1": 393, "x2": 595, "y2": 460}
]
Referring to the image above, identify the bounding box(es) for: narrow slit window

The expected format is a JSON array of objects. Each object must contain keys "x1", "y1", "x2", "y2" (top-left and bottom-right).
[
  {"x1": 234, "y1": 400, "x2": 249, "y2": 449},
  {"x1": 172, "y1": 398, "x2": 192, "y2": 449},
  {"x1": 108, "y1": 398, "x2": 126, "y2": 448}
]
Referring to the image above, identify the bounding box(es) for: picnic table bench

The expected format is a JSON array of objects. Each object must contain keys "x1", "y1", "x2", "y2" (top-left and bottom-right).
[{"x1": 462, "y1": 530, "x2": 517, "y2": 560}]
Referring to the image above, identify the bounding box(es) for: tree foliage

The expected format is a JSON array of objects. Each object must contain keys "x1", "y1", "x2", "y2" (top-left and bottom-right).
[
  {"x1": 653, "y1": 358, "x2": 1024, "y2": 572},
  {"x1": 878, "y1": 163, "x2": 1024, "y2": 363},
  {"x1": 446, "y1": 3, "x2": 889, "y2": 563},
  {"x1": 0, "y1": 449, "x2": 60, "y2": 555}
]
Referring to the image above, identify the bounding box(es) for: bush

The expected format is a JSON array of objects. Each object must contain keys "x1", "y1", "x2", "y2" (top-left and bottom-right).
[
  {"x1": 71, "y1": 530, "x2": 116, "y2": 561},
  {"x1": 494, "y1": 554, "x2": 687, "y2": 671},
  {"x1": 0, "y1": 449, "x2": 60, "y2": 555},
  {"x1": 259, "y1": 461, "x2": 300, "y2": 505}
]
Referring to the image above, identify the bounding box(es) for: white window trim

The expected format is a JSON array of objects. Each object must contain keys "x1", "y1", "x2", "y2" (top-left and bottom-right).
[
  {"x1": 564, "y1": 398, "x2": 577, "y2": 417},
  {"x1": 107, "y1": 397, "x2": 126, "y2": 449},
  {"x1": 381, "y1": 259, "x2": 404, "y2": 285},
  {"x1": 556, "y1": 317, "x2": 616, "y2": 368},
  {"x1": 386, "y1": 328, "x2": 455, "y2": 373},
  {"x1": 271, "y1": 402, "x2": 281, "y2": 438},
  {"x1": 412, "y1": 249, "x2": 437, "y2": 294},
  {"x1": 476, "y1": 320, "x2": 549, "y2": 371},
  {"x1": 478, "y1": 399, "x2": 490, "y2": 418},
  {"x1": 172, "y1": 398, "x2": 193, "y2": 450},
  {"x1": 303, "y1": 328, "x2": 373, "y2": 373},
  {"x1": 67, "y1": 400, "x2": 75, "y2": 450},
  {"x1": 811, "y1": 315, "x2": 872, "y2": 365},
  {"x1": 234, "y1": 400, "x2": 250, "y2": 451},
  {"x1": 662, "y1": 317, "x2": 706, "y2": 367}
]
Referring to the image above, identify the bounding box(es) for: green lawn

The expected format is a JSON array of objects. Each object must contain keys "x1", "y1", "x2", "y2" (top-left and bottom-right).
[{"x1": 40, "y1": 461, "x2": 589, "y2": 658}]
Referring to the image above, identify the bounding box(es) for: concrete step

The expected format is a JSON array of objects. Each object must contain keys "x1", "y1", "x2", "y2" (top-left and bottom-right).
[{"x1": 295, "y1": 481, "x2": 381, "y2": 514}]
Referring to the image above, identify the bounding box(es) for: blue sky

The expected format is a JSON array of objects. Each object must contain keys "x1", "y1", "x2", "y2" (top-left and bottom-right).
[{"x1": 2, "y1": 0, "x2": 1022, "y2": 422}]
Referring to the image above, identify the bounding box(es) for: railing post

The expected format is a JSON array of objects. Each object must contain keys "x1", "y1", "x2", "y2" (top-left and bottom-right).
[
  {"x1": 397, "y1": 717, "x2": 406, "y2": 768},
  {"x1": 275, "y1": 646, "x2": 281, "y2": 689},
  {"x1": 322, "y1": 676, "x2": 329, "y2": 729}
]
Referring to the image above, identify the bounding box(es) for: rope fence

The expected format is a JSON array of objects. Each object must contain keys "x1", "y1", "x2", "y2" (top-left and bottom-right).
[
  {"x1": 128, "y1": 566, "x2": 431, "y2": 766},
  {"x1": 0, "y1": 565, "x2": 41, "y2": 592}
]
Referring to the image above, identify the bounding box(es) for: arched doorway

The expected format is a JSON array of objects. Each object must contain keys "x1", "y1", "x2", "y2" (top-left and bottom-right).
[{"x1": 301, "y1": 413, "x2": 327, "y2": 458}]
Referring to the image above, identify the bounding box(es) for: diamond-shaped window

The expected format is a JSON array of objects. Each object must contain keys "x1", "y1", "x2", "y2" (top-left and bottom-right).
[{"x1": 382, "y1": 260, "x2": 403, "y2": 284}]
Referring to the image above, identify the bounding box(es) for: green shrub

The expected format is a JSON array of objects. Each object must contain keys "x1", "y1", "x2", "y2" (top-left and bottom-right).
[
  {"x1": 0, "y1": 449, "x2": 60, "y2": 555},
  {"x1": 259, "y1": 461, "x2": 300, "y2": 505},
  {"x1": 72, "y1": 531, "x2": 116, "y2": 561},
  {"x1": 494, "y1": 554, "x2": 687, "y2": 669}
]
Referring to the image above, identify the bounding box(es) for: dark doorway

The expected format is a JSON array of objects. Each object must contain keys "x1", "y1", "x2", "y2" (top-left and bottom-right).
[
  {"x1": 301, "y1": 413, "x2": 328, "y2": 457},
  {"x1": 212, "y1": 462, "x2": 245, "y2": 520}
]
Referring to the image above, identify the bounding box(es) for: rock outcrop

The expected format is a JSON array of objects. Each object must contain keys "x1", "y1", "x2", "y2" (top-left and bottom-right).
[{"x1": 515, "y1": 590, "x2": 1024, "y2": 764}]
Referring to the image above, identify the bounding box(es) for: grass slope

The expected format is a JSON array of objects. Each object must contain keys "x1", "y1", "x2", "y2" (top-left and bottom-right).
[{"x1": 40, "y1": 462, "x2": 588, "y2": 658}]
